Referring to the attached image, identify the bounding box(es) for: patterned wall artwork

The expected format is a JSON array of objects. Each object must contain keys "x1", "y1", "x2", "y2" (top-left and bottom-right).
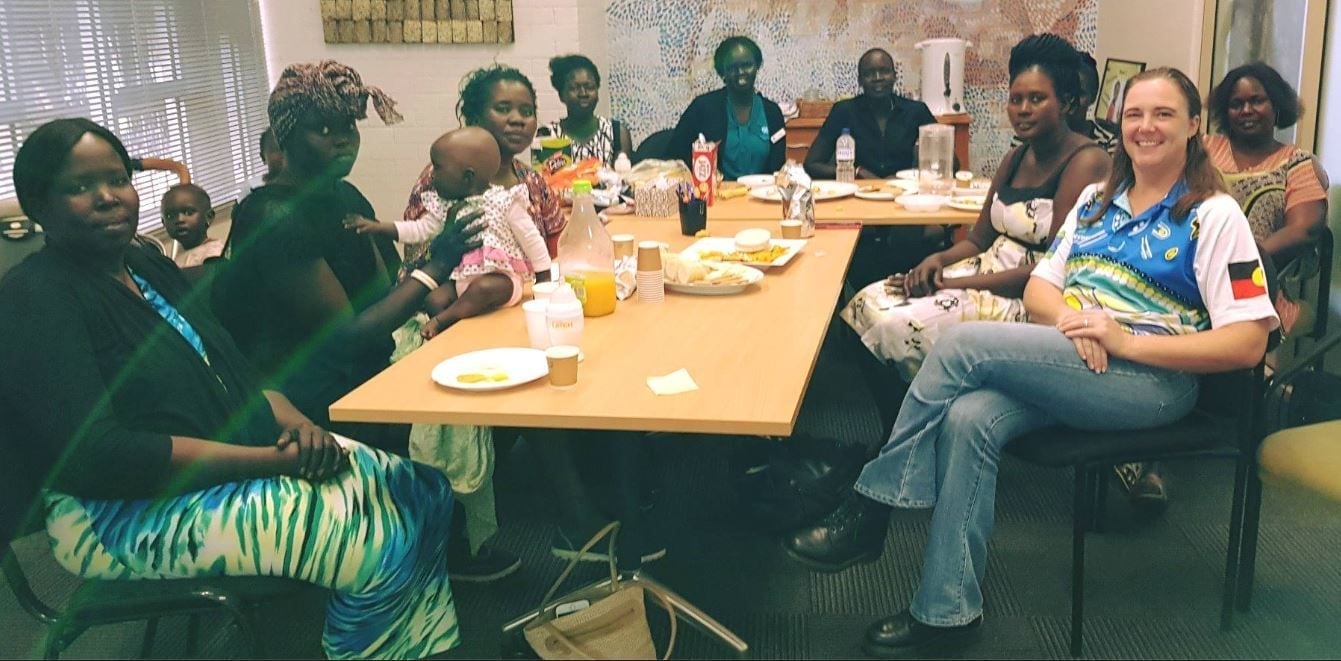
[
  {"x1": 605, "y1": 0, "x2": 1100, "y2": 174},
  {"x1": 319, "y1": 0, "x2": 515, "y2": 44}
]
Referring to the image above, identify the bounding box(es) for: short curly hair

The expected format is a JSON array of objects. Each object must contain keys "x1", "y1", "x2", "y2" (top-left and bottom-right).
[
  {"x1": 548, "y1": 54, "x2": 600, "y2": 93},
  {"x1": 713, "y1": 36, "x2": 763, "y2": 76},
  {"x1": 1008, "y1": 33, "x2": 1083, "y2": 107},
  {"x1": 1208, "y1": 61, "x2": 1300, "y2": 133},
  {"x1": 456, "y1": 64, "x2": 537, "y2": 126}
]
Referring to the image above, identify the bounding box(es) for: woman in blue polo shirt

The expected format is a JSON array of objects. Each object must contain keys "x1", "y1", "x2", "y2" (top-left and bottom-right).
[
  {"x1": 669, "y1": 36, "x2": 787, "y2": 179},
  {"x1": 784, "y1": 67, "x2": 1278, "y2": 658}
]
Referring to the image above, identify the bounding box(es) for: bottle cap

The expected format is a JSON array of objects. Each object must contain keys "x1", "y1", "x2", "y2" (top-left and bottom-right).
[{"x1": 572, "y1": 180, "x2": 593, "y2": 194}]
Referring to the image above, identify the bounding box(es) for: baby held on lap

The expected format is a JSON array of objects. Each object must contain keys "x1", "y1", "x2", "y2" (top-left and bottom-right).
[{"x1": 348, "y1": 126, "x2": 552, "y2": 338}]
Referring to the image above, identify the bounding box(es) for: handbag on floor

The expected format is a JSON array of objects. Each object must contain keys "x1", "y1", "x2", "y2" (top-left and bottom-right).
[{"x1": 523, "y1": 522, "x2": 677, "y2": 660}]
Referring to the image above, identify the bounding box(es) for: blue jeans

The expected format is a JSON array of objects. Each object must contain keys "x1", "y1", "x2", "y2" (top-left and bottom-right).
[{"x1": 854, "y1": 322, "x2": 1199, "y2": 627}]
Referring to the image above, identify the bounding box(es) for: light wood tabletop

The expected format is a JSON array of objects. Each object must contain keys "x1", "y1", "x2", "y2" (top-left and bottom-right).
[
  {"x1": 632, "y1": 180, "x2": 980, "y2": 226},
  {"x1": 329, "y1": 221, "x2": 861, "y2": 436}
]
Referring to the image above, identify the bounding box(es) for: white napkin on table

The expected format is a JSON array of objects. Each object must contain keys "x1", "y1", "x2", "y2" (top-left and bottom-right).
[{"x1": 646, "y1": 368, "x2": 699, "y2": 395}]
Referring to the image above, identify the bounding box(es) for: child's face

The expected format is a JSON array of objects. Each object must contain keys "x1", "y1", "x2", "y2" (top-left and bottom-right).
[{"x1": 162, "y1": 189, "x2": 212, "y2": 248}]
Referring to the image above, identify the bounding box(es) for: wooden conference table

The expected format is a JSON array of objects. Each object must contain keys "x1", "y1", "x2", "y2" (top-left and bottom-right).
[{"x1": 331, "y1": 221, "x2": 860, "y2": 436}]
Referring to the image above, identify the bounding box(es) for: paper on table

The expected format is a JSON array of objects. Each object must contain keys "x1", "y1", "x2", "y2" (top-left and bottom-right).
[{"x1": 646, "y1": 368, "x2": 699, "y2": 395}]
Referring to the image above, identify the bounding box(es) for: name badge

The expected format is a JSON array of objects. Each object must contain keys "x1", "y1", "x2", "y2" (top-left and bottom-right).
[{"x1": 770, "y1": 128, "x2": 786, "y2": 144}]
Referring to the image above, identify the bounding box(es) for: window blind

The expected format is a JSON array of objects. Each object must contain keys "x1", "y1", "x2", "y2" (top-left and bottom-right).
[{"x1": 0, "y1": 0, "x2": 269, "y2": 232}]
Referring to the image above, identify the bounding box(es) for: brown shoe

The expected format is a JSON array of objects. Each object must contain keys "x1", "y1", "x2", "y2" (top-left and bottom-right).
[{"x1": 1115, "y1": 462, "x2": 1168, "y2": 514}]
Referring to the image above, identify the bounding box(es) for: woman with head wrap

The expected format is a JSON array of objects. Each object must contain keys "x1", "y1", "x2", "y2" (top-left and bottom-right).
[
  {"x1": 0, "y1": 116, "x2": 479, "y2": 659},
  {"x1": 215, "y1": 60, "x2": 480, "y2": 453}
]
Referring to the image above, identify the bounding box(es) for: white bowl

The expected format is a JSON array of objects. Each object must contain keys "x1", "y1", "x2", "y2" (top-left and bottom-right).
[
  {"x1": 896, "y1": 194, "x2": 949, "y2": 213},
  {"x1": 734, "y1": 228, "x2": 772, "y2": 252}
]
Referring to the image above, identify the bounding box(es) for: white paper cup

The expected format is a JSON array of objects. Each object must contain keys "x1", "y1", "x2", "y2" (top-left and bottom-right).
[
  {"x1": 533, "y1": 281, "x2": 560, "y2": 301},
  {"x1": 780, "y1": 219, "x2": 803, "y2": 239},
  {"x1": 522, "y1": 299, "x2": 550, "y2": 349}
]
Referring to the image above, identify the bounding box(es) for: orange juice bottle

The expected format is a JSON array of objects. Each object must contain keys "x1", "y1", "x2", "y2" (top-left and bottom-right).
[{"x1": 558, "y1": 180, "x2": 616, "y2": 317}]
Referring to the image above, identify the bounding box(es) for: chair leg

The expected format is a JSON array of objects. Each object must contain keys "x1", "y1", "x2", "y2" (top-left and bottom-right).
[
  {"x1": 140, "y1": 617, "x2": 159, "y2": 658},
  {"x1": 1220, "y1": 456, "x2": 1250, "y2": 630},
  {"x1": 1091, "y1": 467, "x2": 1109, "y2": 533},
  {"x1": 1236, "y1": 466, "x2": 1265, "y2": 613},
  {"x1": 1071, "y1": 466, "x2": 1088, "y2": 657}
]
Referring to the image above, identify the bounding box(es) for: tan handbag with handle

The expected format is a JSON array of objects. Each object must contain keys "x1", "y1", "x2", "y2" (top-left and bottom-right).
[{"x1": 524, "y1": 522, "x2": 677, "y2": 660}]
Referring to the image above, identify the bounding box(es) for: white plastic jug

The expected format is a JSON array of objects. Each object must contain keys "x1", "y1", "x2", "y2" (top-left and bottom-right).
[{"x1": 914, "y1": 38, "x2": 972, "y2": 115}]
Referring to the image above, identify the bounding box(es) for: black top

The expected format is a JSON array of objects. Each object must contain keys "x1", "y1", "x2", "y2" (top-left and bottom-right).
[
  {"x1": 805, "y1": 95, "x2": 939, "y2": 178},
  {"x1": 214, "y1": 181, "x2": 400, "y2": 426},
  {"x1": 669, "y1": 88, "x2": 787, "y2": 176},
  {"x1": 0, "y1": 245, "x2": 280, "y2": 502}
]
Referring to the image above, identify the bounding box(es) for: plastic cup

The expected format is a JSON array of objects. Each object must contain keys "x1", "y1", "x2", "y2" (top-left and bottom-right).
[
  {"x1": 522, "y1": 299, "x2": 550, "y2": 349},
  {"x1": 533, "y1": 281, "x2": 560, "y2": 300},
  {"x1": 545, "y1": 345, "x2": 580, "y2": 389}
]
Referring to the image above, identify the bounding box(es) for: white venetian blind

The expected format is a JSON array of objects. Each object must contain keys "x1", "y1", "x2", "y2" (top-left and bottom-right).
[{"x1": 0, "y1": 0, "x2": 269, "y2": 232}]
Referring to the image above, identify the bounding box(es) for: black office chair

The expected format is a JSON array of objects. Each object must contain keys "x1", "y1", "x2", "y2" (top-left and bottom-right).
[
  {"x1": 0, "y1": 460, "x2": 305, "y2": 659},
  {"x1": 632, "y1": 129, "x2": 674, "y2": 164},
  {"x1": 1003, "y1": 363, "x2": 1265, "y2": 657}
]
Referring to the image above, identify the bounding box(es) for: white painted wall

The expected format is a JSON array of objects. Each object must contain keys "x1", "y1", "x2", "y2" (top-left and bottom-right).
[
  {"x1": 258, "y1": 0, "x2": 605, "y2": 221},
  {"x1": 1317, "y1": 0, "x2": 1341, "y2": 179},
  {"x1": 1095, "y1": 0, "x2": 1204, "y2": 75}
]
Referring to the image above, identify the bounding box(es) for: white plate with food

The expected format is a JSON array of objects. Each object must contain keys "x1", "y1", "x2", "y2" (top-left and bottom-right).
[
  {"x1": 748, "y1": 181, "x2": 859, "y2": 202},
  {"x1": 680, "y1": 237, "x2": 807, "y2": 268},
  {"x1": 735, "y1": 174, "x2": 776, "y2": 188},
  {"x1": 855, "y1": 183, "x2": 899, "y2": 201},
  {"x1": 947, "y1": 196, "x2": 987, "y2": 213},
  {"x1": 431, "y1": 347, "x2": 549, "y2": 391},
  {"x1": 885, "y1": 179, "x2": 921, "y2": 194},
  {"x1": 664, "y1": 261, "x2": 765, "y2": 295}
]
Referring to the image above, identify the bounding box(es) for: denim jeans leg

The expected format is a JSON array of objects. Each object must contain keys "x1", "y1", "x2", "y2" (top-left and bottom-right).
[{"x1": 910, "y1": 388, "x2": 1053, "y2": 626}]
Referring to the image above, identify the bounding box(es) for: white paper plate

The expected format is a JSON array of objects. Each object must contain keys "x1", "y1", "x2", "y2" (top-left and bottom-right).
[
  {"x1": 431, "y1": 347, "x2": 549, "y2": 391},
  {"x1": 894, "y1": 169, "x2": 918, "y2": 180},
  {"x1": 680, "y1": 237, "x2": 806, "y2": 268},
  {"x1": 736, "y1": 174, "x2": 775, "y2": 188},
  {"x1": 885, "y1": 179, "x2": 921, "y2": 193},
  {"x1": 854, "y1": 187, "x2": 898, "y2": 201},
  {"x1": 947, "y1": 197, "x2": 986, "y2": 213},
  {"x1": 748, "y1": 181, "x2": 859, "y2": 202},
  {"x1": 665, "y1": 263, "x2": 765, "y2": 295}
]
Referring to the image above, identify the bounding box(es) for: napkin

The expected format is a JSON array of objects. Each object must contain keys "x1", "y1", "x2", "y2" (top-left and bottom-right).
[{"x1": 647, "y1": 368, "x2": 699, "y2": 395}]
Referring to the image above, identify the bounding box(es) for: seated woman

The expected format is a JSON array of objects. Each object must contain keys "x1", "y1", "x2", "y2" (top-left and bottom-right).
[
  {"x1": 806, "y1": 48, "x2": 942, "y2": 285},
  {"x1": 669, "y1": 35, "x2": 786, "y2": 180},
  {"x1": 784, "y1": 67, "x2": 1278, "y2": 658},
  {"x1": 841, "y1": 34, "x2": 1110, "y2": 381},
  {"x1": 213, "y1": 60, "x2": 409, "y2": 451},
  {"x1": 0, "y1": 118, "x2": 477, "y2": 660},
  {"x1": 540, "y1": 54, "x2": 634, "y2": 166},
  {"x1": 1205, "y1": 61, "x2": 1329, "y2": 331}
]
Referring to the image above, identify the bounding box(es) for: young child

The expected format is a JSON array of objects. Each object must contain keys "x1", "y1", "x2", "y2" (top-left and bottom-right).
[
  {"x1": 162, "y1": 183, "x2": 224, "y2": 267},
  {"x1": 238, "y1": 128, "x2": 285, "y2": 200},
  {"x1": 347, "y1": 126, "x2": 551, "y2": 336}
]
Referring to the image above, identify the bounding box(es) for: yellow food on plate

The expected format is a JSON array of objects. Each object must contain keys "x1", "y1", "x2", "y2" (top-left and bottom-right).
[
  {"x1": 717, "y1": 182, "x2": 748, "y2": 199},
  {"x1": 456, "y1": 370, "x2": 509, "y2": 384},
  {"x1": 698, "y1": 244, "x2": 789, "y2": 264}
]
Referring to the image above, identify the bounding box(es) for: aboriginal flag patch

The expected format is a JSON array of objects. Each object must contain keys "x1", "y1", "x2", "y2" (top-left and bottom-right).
[{"x1": 1228, "y1": 261, "x2": 1267, "y2": 300}]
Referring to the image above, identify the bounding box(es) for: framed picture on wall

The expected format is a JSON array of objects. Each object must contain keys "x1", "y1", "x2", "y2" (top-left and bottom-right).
[{"x1": 1096, "y1": 58, "x2": 1147, "y2": 124}]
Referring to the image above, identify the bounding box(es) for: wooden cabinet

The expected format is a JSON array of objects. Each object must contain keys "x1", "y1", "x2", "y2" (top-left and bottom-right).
[{"x1": 783, "y1": 103, "x2": 972, "y2": 171}]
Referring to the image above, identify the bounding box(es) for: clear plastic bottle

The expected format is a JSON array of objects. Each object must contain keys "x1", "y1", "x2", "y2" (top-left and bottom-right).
[
  {"x1": 835, "y1": 128, "x2": 856, "y2": 183},
  {"x1": 557, "y1": 180, "x2": 616, "y2": 317}
]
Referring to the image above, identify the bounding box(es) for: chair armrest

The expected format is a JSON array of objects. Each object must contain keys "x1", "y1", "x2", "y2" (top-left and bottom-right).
[{"x1": 1265, "y1": 331, "x2": 1341, "y2": 432}]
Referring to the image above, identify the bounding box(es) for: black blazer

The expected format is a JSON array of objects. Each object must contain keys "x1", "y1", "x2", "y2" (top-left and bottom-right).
[{"x1": 669, "y1": 88, "x2": 788, "y2": 176}]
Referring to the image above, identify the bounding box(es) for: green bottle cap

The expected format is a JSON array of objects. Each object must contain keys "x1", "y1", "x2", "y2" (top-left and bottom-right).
[{"x1": 572, "y1": 179, "x2": 593, "y2": 194}]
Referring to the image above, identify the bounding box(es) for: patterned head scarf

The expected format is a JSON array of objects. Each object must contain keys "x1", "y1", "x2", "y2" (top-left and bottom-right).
[{"x1": 268, "y1": 60, "x2": 403, "y2": 146}]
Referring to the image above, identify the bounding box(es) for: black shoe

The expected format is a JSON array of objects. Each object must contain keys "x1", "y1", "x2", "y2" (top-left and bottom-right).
[
  {"x1": 550, "y1": 525, "x2": 666, "y2": 564},
  {"x1": 862, "y1": 610, "x2": 982, "y2": 658},
  {"x1": 1115, "y1": 462, "x2": 1169, "y2": 515},
  {"x1": 782, "y1": 491, "x2": 889, "y2": 572},
  {"x1": 449, "y1": 544, "x2": 523, "y2": 583}
]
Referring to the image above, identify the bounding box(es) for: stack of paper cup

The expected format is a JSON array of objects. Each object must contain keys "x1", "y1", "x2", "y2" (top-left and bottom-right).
[{"x1": 636, "y1": 241, "x2": 664, "y2": 303}]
